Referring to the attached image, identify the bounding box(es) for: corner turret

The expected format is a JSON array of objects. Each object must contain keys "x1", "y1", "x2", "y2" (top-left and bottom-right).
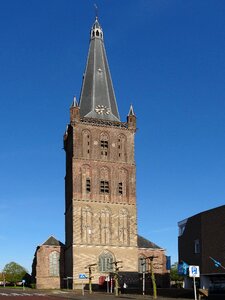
[{"x1": 127, "y1": 104, "x2": 136, "y2": 130}]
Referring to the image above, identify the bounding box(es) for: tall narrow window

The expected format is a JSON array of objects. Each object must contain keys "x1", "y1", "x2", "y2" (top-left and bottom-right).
[
  {"x1": 118, "y1": 168, "x2": 128, "y2": 199},
  {"x1": 101, "y1": 140, "x2": 108, "y2": 156},
  {"x1": 194, "y1": 239, "x2": 200, "y2": 254},
  {"x1": 100, "y1": 180, "x2": 109, "y2": 193},
  {"x1": 82, "y1": 130, "x2": 91, "y2": 158},
  {"x1": 49, "y1": 251, "x2": 60, "y2": 276},
  {"x1": 100, "y1": 133, "x2": 109, "y2": 159},
  {"x1": 81, "y1": 165, "x2": 91, "y2": 196},
  {"x1": 118, "y1": 134, "x2": 126, "y2": 161},
  {"x1": 86, "y1": 178, "x2": 91, "y2": 193},
  {"x1": 118, "y1": 182, "x2": 123, "y2": 195}
]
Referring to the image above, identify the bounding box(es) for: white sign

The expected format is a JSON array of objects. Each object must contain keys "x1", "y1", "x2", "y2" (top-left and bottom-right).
[{"x1": 189, "y1": 265, "x2": 200, "y2": 277}]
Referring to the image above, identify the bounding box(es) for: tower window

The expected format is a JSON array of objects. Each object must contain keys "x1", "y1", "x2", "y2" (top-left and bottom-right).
[
  {"x1": 86, "y1": 179, "x2": 91, "y2": 193},
  {"x1": 100, "y1": 180, "x2": 109, "y2": 194},
  {"x1": 101, "y1": 140, "x2": 108, "y2": 156},
  {"x1": 118, "y1": 182, "x2": 123, "y2": 195}
]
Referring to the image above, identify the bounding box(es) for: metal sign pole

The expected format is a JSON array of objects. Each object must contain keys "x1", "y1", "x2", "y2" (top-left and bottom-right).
[
  {"x1": 193, "y1": 276, "x2": 197, "y2": 300},
  {"x1": 142, "y1": 271, "x2": 145, "y2": 295},
  {"x1": 82, "y1": 280, "x2": 84, "y2": 296}
]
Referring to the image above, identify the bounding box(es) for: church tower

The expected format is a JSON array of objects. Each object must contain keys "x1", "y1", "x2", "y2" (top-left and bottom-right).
[{"x1": 63, "y1": 17, "x2": 138, "y2": 288}]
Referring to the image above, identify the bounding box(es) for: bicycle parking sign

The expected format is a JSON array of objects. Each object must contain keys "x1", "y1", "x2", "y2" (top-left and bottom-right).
[{"x1": 189, "y1": 265, "x2": 200, "y2": 277}]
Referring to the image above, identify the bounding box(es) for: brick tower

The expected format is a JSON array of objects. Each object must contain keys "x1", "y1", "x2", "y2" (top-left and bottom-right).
[{"x1": 63, "y1": 17, "x2": 138, "y2": 288}]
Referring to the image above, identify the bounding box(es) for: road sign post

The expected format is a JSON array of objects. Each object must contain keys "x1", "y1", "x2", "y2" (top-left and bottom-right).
[{"x1": 189, "y1": 266, "x2": 200, "y2": 300}]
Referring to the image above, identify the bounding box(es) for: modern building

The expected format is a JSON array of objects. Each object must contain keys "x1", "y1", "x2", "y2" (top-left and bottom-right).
[
  {"x1": 32, "y1": 17, "x2": 169, "y2": 290},
  {"x1": 178, "y1": 205, "x2": 225, "y2": 289}
]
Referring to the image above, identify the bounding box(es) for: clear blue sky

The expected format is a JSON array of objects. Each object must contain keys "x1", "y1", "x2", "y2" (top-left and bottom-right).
[{"x1": 0, "y1": 0, "x2": 225, "y2": 273}]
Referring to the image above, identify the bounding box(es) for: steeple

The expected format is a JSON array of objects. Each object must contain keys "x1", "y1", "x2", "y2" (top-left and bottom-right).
[{"x1": 79, "y1": 18, "x2": 120, "y2": 122}]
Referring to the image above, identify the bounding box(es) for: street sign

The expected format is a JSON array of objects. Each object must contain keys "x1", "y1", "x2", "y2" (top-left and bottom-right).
[
  {"x1": 79, "y1": 273, "x2": 87, "y2": 279},
  {"x1": 189, "y1": 265, "x2": 200, "y2": 277}
]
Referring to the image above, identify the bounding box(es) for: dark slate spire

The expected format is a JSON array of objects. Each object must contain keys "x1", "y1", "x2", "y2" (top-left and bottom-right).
[{"x1": 79, "y1": 17, "x2": 120, "y2": 122}]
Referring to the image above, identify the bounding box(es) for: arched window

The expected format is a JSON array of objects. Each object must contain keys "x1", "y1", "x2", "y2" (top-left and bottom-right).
[
  {"x1": 49, "y1": 251, "x2": 60, "y2": 276},
  {"x1": 98, "y1": 251, "x2": 113, "y2": 272},
  {"x1": 138, "y1": 255, "x2": 147, "y2": 273},
  {"x1": 100, "y1": 132, "x2": 109, "y2": 159},
  {"x1": 118, "y1": 168, "x2": 128, "y2": 199},
  {"x1": 99, "y1": 167, "x2": 110, "y2": 196},
  {"x1": 81, "y1": 165, "x2": 91, "y2": 196}
]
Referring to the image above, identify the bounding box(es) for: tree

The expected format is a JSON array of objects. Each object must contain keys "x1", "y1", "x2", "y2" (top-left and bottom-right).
[
  {"x1": 170, "y1": 262, "x2": 184, "y2": 287},
  {"x1": 3, "y1": 262, "x2": 27, "y2": 285}
]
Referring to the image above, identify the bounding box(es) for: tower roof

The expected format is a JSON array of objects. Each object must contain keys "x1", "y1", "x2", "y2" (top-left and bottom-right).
[
  {"x1": 42, "y1": 235, "x2": 64, "y2": 246},
  {"x1": 79, "y1": 18, "x2": 120, "y2": 122}
]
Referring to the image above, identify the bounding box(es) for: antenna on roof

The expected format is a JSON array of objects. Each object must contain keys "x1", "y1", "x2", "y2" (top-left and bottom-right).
[{"x1": 94, "y1": 3, "x2": 98, "y2": 19}]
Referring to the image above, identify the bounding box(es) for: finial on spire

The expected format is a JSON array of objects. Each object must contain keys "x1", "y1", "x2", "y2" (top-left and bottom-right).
[{"x1": 94, "y1": 3, "x2": 98, "y2": 20}]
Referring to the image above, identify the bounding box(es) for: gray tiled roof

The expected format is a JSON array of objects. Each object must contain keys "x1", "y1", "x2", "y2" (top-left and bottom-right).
[
  {"x1": 42, "y1": 235, "x2": 64, "y2": 246},
  {"x1": 137, "y1": 235, "x2": 161, "y2": 249},
  {"x1": 79, "y1": 18, "x2": 120, "y2": 122}
]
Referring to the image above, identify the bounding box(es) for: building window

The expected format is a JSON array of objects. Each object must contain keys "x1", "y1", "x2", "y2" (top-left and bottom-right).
[
  {"x1": 194, "y1": 239, "x2": 200, "y2": 254},
  {"x1": 118, "y1": 182, "x2": 123, "y2": 195},
  {"x1": 100, "y1": 180, "x2": 109, "y2": 194},
  {"x1": 98, "y1": 252, "x2": 113, "y2": 272},
  {"x1": 49, "y1": 251, "x2": 60, "y2": 277},
  {"x1": 82, "y1": 130, "x2": 91, "y2": 158},
  {"x1": 117, "y1": 135, "x2": 126, "y2": 161},
  {"x1": 86, "y1": 178, "x2": 91, "y2": 192},
  {"x1": 101, "y1": 140, "x2": 108, "y2": 157}
]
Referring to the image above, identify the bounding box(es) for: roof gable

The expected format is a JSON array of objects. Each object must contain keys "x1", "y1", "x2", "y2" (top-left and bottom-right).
[
  {"x1": 42, "y1": 236, "x2": 64, "y2": 246},
  {"x1": 137, "y1": 235, "x2": 162, "y2": 249}
]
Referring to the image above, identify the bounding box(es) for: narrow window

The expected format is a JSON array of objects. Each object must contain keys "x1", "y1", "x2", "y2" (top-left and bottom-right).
[
  {"x1": 194, "y1": 239, "x2": 200, "y2": 254},
  {"x1": 100, "y1": 180, "x2": 109, "y2": 194},
  {"x1": 86, "y1": 179, "x2": 91, "y2": 193},
  {"x1": 101, "y1": 140, "x2": 108, "y2": 157},
  {"x1": 118, "y1": 182, "x2": 123, "y2": 195}
]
